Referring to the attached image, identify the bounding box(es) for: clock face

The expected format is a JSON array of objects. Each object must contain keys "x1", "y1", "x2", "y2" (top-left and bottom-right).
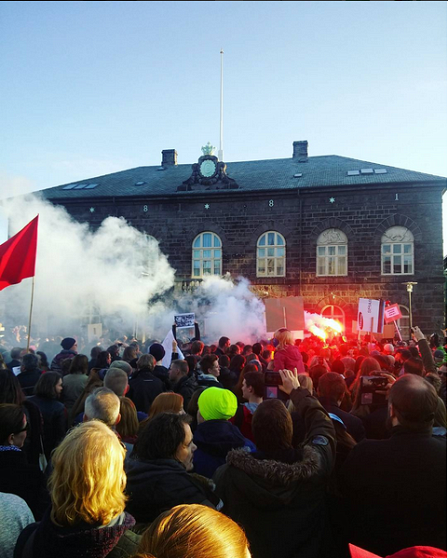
[{"x1": 200, "y1": 160, "x2": 216, "y2": 178}]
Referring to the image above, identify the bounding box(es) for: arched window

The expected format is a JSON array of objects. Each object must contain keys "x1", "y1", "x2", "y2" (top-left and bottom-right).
[
  {"x1": 257, "y1": 231, "x2": 286, "y2": 277},
  {"x1": 317, "y1": 229, "x2": 347, "y2": 276},
  {"x1": 192, "y1": 232, "x2": 222, "y2": 278},
  {"x1": 321, "y1": 305, "x2": 345, "y2": 330},
  {"x1": 381, "y1": 226, "x2": 414, "y2": 275}
]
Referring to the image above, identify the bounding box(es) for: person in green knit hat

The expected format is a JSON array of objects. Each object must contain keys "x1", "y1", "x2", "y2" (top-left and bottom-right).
[{"x1": 193, "y1": 387, "x2": 255, "y2": 478}]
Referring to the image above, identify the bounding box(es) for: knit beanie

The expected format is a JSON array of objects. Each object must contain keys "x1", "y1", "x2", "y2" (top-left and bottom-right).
[
  {"x1": 149, "y1": 343, "x2": 165, "y2": 362},
  {"x1": 61, "y1": 337, "x2": 76, "y2": 350},
  {"x1": 198, "y1": 387, "x2": 238, "y2": 421},
  {"x1": 433, "y1": 349, "x2": 447, "y2": 364}
]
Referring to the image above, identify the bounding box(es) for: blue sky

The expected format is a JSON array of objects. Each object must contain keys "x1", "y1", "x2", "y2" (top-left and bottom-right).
[{"x1": 0, "y1": 1, "x2": 446, "y2": 243}]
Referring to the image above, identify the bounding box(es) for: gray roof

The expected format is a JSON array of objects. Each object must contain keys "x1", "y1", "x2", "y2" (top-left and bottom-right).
[{"x1": 40, "y1": 154, "x2": 446, "y2": 200}]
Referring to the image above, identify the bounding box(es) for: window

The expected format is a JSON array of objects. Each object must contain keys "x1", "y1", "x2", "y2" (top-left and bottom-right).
[
  {"x1": 321, "y1": 305, "x2": 345, "y2": 330},
  {"x1": 192, "y1": 232, "x2": 222, "y2": 278},
  {"x1": 316, "y1": 229, "x2": 347, "y2": 276},
  {"x1": 381, "y1": 227, "x2": 414, "y2": 275},
  {"x1": 141, "y1": 234, "x2": 157, "y2": 278},
  {"x1": 257, "y1": 232, "x2": 286, "y2": 277}
]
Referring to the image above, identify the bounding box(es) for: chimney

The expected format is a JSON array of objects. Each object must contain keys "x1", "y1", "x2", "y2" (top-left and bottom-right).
[
  {"x1": 293, "y1": 141, "x2": 308, "y2": 162},
  {"x1": 161, "y1": 149, "x2": 178, "y2": 167}
]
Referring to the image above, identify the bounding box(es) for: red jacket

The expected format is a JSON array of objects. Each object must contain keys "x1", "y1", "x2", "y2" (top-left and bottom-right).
[{"x1": 273, "y1": 344, "x2": 305, "y2": 373}]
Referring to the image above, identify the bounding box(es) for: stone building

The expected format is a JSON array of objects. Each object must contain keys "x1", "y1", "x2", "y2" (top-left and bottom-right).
[{"x1": 41, "y1": 141, "x2": 446, "y2": 337}]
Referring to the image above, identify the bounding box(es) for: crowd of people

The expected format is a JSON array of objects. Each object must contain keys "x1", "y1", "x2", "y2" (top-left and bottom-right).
[{"x1": 0, "y1": 323, "x2": 446, "y2": 558}]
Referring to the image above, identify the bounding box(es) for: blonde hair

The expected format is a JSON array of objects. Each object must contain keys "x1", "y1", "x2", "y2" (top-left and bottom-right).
[
  {"x1": 138, "y1": 504, "x2": 251, "y2": 558},
  {"x1": 49, "y1": 420, "x2": 127, "y2": 526},
  {"x1": 274, "y1": 328, "x2": 294, "y2": 349},
  {"x1": 116, "y1": 396, "x2": 139, "y2": 439}
]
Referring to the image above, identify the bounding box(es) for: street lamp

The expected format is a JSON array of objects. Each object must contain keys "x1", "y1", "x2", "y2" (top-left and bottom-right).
[{"x1": 403, "y1": 282, "x2": 418, "y2": 340}]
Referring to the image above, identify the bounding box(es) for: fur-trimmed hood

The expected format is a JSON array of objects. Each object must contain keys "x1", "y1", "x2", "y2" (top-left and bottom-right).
[
  {"x1": 227, "y1": 446, "x2": 322, "y2": 485},
  {"x1": 217, "y1": 445, "x2": 326, "y2": 509}
]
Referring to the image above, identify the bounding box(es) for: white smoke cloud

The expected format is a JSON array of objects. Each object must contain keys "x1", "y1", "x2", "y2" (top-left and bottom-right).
[
  {"x1": 1, "y1": 193, "x2": 345, "y2": 349},
  {"x1": 0, "y1": 193, "x2": 175, "y2": 340},
  {"x1": 0, "y1": 194, "x2": 270, "y2": 347},
  {"x1": 188, "y1": 275, "x2": 267, "y2": 344}
]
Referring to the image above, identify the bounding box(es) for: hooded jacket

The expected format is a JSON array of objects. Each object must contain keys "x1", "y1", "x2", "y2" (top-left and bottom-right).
[
  {"x1": 50, "y1": 350, "x2": 77, "y2": 372},
  {"x1": 193, "y1": 419, "x2": 255, "y2": 478},
  {"x1": 214, "y1": 388, "x2": 335, "y2": 558},
  {"x1": 273, "y1": 345, "x2": 305, "y2": 374}
]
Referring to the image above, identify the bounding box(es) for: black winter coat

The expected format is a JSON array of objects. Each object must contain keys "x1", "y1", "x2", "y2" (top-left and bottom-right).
[
  {"x1": 0, "y1": 448, "x2": 49, "y2": 520},
  {"x1": 28, "y1": 396, "x2": 67, "y2": 459},
  {"x1": 125, "y1": 458, "x2": 219, "y2": 525},
  {"x1": 214, "y1": 388, "x2": 336, "y2": 558},
  {"x1": 340, "y1": 426, "x2": 447, "y2": 555},
  {"x1": 152, "y1": 365, "x2": 170, "y2": 391},
  {"x1": 172, "y1": 374, "x2": 198, "y2": 411},
  {"x1": 318, "y1": 396, "x2": 365, "y2": 442},
  {"x1": 193, "y1": 420, "x2": 255, "y2": 479},
  {"x1": 127, "y1": 369, "x2": 164, "y2": 413},
  {"x1": 17, "y1": 368, "x2": 42, "y2": 397}
]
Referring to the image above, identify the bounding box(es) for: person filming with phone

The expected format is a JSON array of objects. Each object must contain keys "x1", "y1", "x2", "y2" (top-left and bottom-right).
[
  {"x1": 340, "y1": 373, "x2": 446, "y2": 556},
  {"x1": 214, "y1": 367, "x2": 335, "y2": 558}
]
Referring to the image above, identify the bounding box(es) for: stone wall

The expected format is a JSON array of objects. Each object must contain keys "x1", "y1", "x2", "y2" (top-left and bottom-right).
[{"x1": 56, "y1": 181, "x2": 446, "y2": 335}]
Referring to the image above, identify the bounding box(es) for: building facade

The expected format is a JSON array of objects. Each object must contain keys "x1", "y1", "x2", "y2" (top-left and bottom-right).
[{"x1": 41, "y1": 141, "x2": 447, "y2": 337}]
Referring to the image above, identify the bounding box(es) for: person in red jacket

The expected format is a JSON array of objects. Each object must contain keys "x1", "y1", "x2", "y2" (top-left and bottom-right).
[
  {"x1": 230, "y1": 371, "x2": 264, "y2": 443},
  {"x1": 273, "y1": 328, "x2": 305, "y2": 373}
]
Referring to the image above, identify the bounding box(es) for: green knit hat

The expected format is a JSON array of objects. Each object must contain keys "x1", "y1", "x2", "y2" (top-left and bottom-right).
[{"x1": 198, "y1": 387, "x2": 238, "y2": 421}]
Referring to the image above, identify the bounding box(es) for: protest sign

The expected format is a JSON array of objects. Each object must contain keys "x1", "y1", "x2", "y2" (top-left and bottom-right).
[
  {"x1": 357, "y1": 298, "x2": 385, "y2": 334},
  {"x1": 174, "y1": 313, "x2": 195, "y2": 329}
]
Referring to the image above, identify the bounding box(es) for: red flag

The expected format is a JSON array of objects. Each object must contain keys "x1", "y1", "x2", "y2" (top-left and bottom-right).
[{"x1": 0, "y1": 215, "x2": 38, "y2": 291}]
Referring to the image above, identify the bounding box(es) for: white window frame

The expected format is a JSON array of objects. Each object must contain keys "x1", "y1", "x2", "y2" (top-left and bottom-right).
[
  {"x1": 316, "y1": 229, "x2": 348, "y2": 277},
  {"x1": 321, "y1": 305, "x2": 346, "y2": 330},
  {"x1": 381, "y1": 227, "x2": 414, "y2": 275},
  {"x1": 192, "y1": 232, "x2": 222, "y2": 278},
  {"x1": 256, "y1": 231, "x2": 286, "y2": 277}
]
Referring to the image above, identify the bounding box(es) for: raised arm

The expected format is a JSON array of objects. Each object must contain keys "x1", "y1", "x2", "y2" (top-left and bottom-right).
[
  {"x1": 280, "y1": 368, "x2": 336, "y2": 472},
  {"x1": 413, "y1": 326, "x2": 437, "y2": 374}
]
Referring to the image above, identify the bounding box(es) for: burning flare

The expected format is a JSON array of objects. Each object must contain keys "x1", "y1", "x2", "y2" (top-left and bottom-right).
[
  {"x1": 305, "y1": 311, "x2": 344, "y2": 340},
  {"x1": 309, "y1": 325, "x2": 327, "y2": 341}
]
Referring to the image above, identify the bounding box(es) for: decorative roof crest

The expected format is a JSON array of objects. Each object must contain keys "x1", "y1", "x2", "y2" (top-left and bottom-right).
[{"x1": 201, "y1": 142, "x2": 215, "y2": 156}]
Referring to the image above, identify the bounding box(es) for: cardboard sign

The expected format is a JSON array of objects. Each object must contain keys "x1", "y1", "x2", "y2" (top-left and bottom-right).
[
  {"x1": 174, "y1": 313, "x2": 195, "y2": 329},
  {"x1": 357, "y1": 298, "x2": 385, "y2": 334},
  {"x1": 161, "y1": 329, "x2": 185, "y2": 368},
  {"x1": 384, "y1": 304, "x2": 403, "y2": 324},
  {"x1": 87, "y1": 323, "x2": 102, "y2": 343},
  {"x1": 264, "y1": 296, "x2": 305, "y2": 332}
]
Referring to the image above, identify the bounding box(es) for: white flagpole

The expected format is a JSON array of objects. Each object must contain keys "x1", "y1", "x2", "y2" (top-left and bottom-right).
[
  {"x1": 218, "y1": 49, "x2": 224, "y2": 162},
  {"x1": 26, "y1": 276, "x2": 35, "y2": 352}
]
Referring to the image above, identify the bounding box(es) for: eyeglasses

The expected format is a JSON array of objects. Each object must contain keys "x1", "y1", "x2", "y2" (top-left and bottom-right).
[{"x1": 15, "y1": 422, "x2": 29, "y2": 434}]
